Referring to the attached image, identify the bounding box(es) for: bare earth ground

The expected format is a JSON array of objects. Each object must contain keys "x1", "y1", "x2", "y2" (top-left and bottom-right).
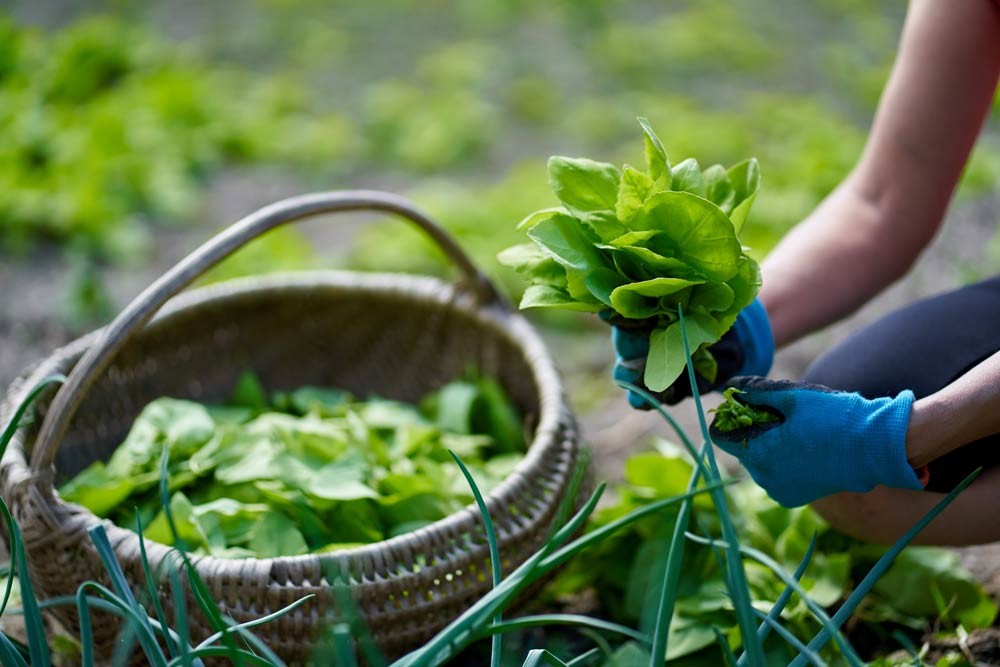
[{"x1": 2, "y1": 172, "x2": 999, "y2": 637}]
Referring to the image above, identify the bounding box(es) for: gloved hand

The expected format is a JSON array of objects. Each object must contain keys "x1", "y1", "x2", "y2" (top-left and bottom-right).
[
  {"x1": 609, "y1": 298, "x2": 775, "y2": 409},
  {"x1": 708, "y1": 376, "x2": 925, "y2": 507}
]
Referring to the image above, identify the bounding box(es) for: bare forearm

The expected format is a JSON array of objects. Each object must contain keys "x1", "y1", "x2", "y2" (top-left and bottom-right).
[
  {"x1": 906, "y1": 350, "x2": 1000, "y2": 468},
  {"x1": 760, "y1": 0, "x2": 1000, "y2": 348},
  {"x1": 760, "y1": 174, "x2": 921, "y2": 347}
]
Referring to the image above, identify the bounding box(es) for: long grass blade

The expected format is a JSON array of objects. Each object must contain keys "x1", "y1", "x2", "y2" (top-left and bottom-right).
[
  {"x1": 194, "y1": 595, "x2": 315, "y2": 650},
  {"x1": 0, "y1": 376, "x2": 67, "y2": 621},
  {"x1": 547, "y1": 483, "x2": 605, "y2": 548},
  {"x1": 168, "y1": 560, "x2": 196, "y2": 667},
  {"x1": 0, "y1": 632, "x2": 28, "y2": 667},
  {"x1": 0, "y1": 374, "x2": 65, "y2": 666},
  {"x1": 111, "y1": 621, "x2": 141, "y2": 667},
  {"x1": 647, "y1": 442, "x2": 709, "y2": 663},
  {"x1": 328, "y1": 569, "x2": 386, "y2": 667},
  {"x1": 540, "y1": 480, "x2": 731, "y2": 572},
  {"x1": 169, "y1": 646, "x2": 276, "y2": 666},
  {"x1": 684, "y1": 532, "x2": 862, "y2": 665},
  {"x1": 76, "y1": 584, "x2": 97, "y2": 667},
  {"x1": 750, "y1": 610, "x2": 825, "y2": 666},
  {"x1": 521, "y1": 649, "x2": 570, "y2": 667},
  {"x1": 477, "y1": 614, "x2": 648, "y2": 643},
  {"x1": 646, "y1": 485, "x2": 692, "y2": 661},
  {"x1": 73, "y1": 581, "x2": 168, "y2": 667},
  {"x1": 622, "y1": 380, "x2": 723, "y2": 664},
  {"x1": 0, "y1": 498, "x2": 49, "y2": 667},
  {"x1": 565, "y1": 648, "x2": 601, "y2": 667},
  {"x1": 158, "y1": 445, "x2": 248, "y2": 664},
  {"x1": 449, "y1": 451, "x2": 503, "y2": 667},
  {"x1": 397, "y1": 484, "x2": 610, "y2": 666},
  {"x1": 331, "y1": 623, "x2": 359, "y2": 667},
  {"x1": 35, "y1": 592, "x2": 192, "y2": 656},
  {"x1": 712, "y1": 626, "x2": 739, "y2": 667},
  {"x1": 615, "y1": 381, "x2": 708, "y2": 474},
  {"x1": 736, "y1": 533, "x2": 817, "y2": 666},
  {"x1": 136, "y1": 513, "x2": 179, "y2": 659},
  {"x1": 545, "y1": 448, "x2": 591, "y2": 543},
  {"x1": 789, "y1": 468, "x2": 982, "y2": 667},
  {"x1": 677, "y1": 306, "x2": 765, "y2": 667},
  {"x1": 0, "y1": 375, "x2": 66, "y2": 455},
  {"x1": 89, "y1": 523, "x2": 169, "y2": 665}
]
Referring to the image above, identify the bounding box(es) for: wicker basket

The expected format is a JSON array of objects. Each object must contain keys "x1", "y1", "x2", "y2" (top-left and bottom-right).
[{"x1": 0, "y1": 191, "x2": 586, "y2": 663}]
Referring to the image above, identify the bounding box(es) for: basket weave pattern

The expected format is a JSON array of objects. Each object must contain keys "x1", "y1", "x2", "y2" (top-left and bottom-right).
[{"x1": 0, "y1": 193, "x2": 586, "y2": 663}]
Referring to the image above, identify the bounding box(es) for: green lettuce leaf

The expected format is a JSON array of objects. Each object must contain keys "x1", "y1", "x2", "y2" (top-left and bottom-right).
[
  {"x1": 727, "y1": 158, "x2": 761, "y2": 233},
  {"x1": 616, "y1": 165, "x2": 656, "y2": 221},
  {"x1": 670, "y1": 158, "x2": 706, "y2": 197},
  {"x1": 527, "y1": 212, "x2": 607, "y2": 272},
  {"x1": 646, "y1": 313, "x2": 721, "y2": 391},
  {"x1": 637, "y1": 116, "x2": 671, "y2": 185},
  {"x1": 632, "y1": 191, "x2": 742, "y2": 281},
  {"x1": 547, "y1": 156, "x2": 621, "y2": 215}
]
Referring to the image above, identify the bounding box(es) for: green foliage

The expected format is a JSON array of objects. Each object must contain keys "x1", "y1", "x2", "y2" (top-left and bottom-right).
[
  {"x1": 6, "y1": 1, "x2": 1000, "y2": 273},
  {"x1": 0, "y1": 342, "x2": 992, "y2": 667},
  {"x1": 711, "y1": 388, "x2": 780, "y2": 433},
  {"x1": 499, "y1": 120, "x2": 762, "y2": 391},
  {"x1": 58, "y1": 371, "x2": 526, "y2": 557},
  {"x1": 363, "y1": 41, "x2": 497, "y2": 172},
  {"x1": 549, "y1": 444, "x2": 996, "y2": 665},
  {"x1": 0, "y1": 15, "x2": 358, "y2": 258}
]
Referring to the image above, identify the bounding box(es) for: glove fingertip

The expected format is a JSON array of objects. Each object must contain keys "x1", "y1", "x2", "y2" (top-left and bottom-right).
[
  {"x1": 613, "y1": 363, "x2": 641, "y2": 385},
  {"x1": 725, "y1": 375, "x2": 760, "y2": 391},
  {"x1": 627, "y1": 391, "x2": 653, "y2": 411},
  {"x1": 708, "y1": 428, "x2": 743, "y2": 454},
  {"x1": 612, "y1": 327, "x2": 649, "y2": 359},
  {"x1": 724, "y1": 375, "x2": 783, "y2": 404}
]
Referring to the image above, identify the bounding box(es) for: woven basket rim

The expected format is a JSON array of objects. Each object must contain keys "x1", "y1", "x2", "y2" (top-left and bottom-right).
[{"x1": 1, "y1": 270, "x2": 570, "y2": 573}]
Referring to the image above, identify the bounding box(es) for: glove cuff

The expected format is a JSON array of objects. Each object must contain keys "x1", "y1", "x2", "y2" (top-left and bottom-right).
[
  {"x1": 734, "y1": 299, "x2": 774, "y2": 377},
  {"x1": 862, "y1": 390, "x2": 924, "y2": 492}
]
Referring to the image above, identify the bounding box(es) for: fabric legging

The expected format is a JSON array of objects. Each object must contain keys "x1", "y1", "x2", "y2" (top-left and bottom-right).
[{"x1": 802, "y1": 275, "x2": 1000, "y2": 493}]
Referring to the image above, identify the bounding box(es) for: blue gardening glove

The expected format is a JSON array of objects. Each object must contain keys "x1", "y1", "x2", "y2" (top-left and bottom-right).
[
  {"x1": 709, "y1": 376, "x2": 924, "y2": 507},
  {"x1": 609, "y1": 298, "x2": 775, "y2": 409}
]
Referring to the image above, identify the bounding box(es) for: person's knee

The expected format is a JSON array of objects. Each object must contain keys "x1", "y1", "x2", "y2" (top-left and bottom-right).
[{"x1": 811, "y1": 488, "x2": 906, "y2": 544}]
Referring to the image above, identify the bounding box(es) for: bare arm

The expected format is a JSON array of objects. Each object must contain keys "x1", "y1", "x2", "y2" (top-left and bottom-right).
[
  {"x1": 906, "y1": 349, "x2": 1000, "y2": 467},
  {"x1": 760, "y1": 0, "x2": 1000, "y2": 348}
]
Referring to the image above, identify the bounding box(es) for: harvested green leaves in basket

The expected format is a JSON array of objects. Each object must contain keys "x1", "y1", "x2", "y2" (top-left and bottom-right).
[
  {"x1": 498, "y1": 118, "x2": 762, "y2": 391},
  {"x1": 59, "y1": 371, "x2": 526, "y2": 558}
]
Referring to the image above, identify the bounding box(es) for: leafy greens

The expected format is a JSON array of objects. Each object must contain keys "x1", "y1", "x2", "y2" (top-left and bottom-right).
[
  {"x1": 711, "y1": 387, "x2": 780, "y2": 434},
  {"x1": 59, "y1": 371, "x2": 525, "y2": 558},
  {"x1": 548, "y1": 445, "x2": 998, "y2": 664},
  {"x1": 498, "y1": 118, "x2": 762, "y2": 391}
]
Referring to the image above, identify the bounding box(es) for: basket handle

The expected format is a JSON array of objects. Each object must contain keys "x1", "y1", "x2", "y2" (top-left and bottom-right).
[{"x1": 29, "y1": 190, "x2": 505, "y2": 476}]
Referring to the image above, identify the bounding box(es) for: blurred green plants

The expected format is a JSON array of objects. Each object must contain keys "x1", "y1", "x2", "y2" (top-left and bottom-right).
[
  {"x1": 0, "y1": 15, "x2": 359, "y2": 259},
  {"x1": 3, "y1": 0, "x2": 1000, "y2": 281}
]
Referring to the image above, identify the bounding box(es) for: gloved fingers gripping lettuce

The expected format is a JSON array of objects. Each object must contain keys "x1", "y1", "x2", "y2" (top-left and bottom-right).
[
  {"x1": 711, "y1": 387, "x2": 783, "y2": 437},
  {"x1": 498, "y1": 118, "x2": 762, "y2": 392}
]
